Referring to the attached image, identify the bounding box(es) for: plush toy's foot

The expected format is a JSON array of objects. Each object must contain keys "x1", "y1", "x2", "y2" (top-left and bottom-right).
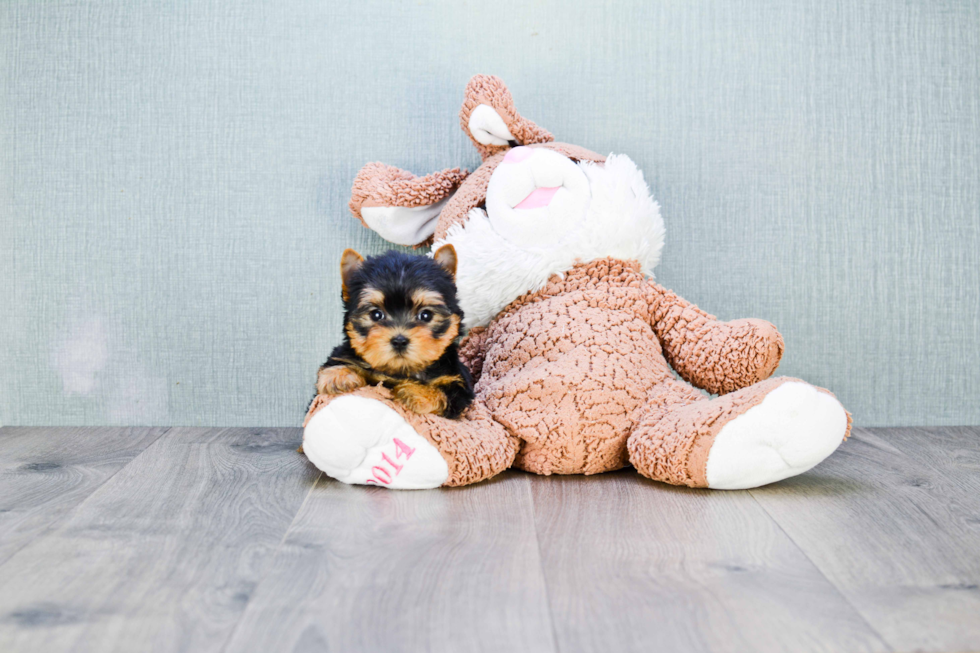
[
  {"x1": 629, "y1": 377, "x2": 850, "y2": 489},
  {"x1": 704, "y1": 381, "x2": 849, "y2": 489},
  {"x1": 303, "y1": 395, "x2": 449, "y2": 489},
  {"x1": 303, "y1": 386, "x2": 519, "y2": 488}
]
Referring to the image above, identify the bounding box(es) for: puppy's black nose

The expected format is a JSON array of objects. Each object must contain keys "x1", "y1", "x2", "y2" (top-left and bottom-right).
[{"x1": 390, "y1": 334, "x2": 409, "y2": 352}]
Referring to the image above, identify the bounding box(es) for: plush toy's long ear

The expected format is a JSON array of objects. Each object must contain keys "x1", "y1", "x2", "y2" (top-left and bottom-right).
[
  {"x1": 349, "y1": 162, "x2": 469, "y2": 247},
  {"x1": 460, "y1": 75, "x2": 554, "y2": 161}
]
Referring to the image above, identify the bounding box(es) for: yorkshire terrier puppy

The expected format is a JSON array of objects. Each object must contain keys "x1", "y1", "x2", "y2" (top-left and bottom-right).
[{"x1": 315, "y1": 245, "x2": 474, "y2": 419}]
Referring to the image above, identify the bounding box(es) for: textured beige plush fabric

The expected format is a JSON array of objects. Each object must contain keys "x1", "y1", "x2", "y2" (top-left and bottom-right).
[
  {"x1": 457, "y1": 325, "x2": 488, "y2": 383},
  {"x1": 305, "y1": 258, "x2": 850, "y2": 486},
  {"x1": 478, "y1": 259, "x2": 667, "y2": 475},
  {"x1": 458, "y1": 74, "x2": 554, "y2": 160},
  {"x1": 645, "y1": 283, "x2": 785, "y2": 395},
  {"x1": 349, "y1": 163, "x2": 469, "y2": 226}
]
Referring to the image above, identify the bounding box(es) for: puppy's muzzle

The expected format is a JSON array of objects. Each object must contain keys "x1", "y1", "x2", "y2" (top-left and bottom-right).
[{"x1": 390, "y1": 334, "x2": 410, "y2": 353}]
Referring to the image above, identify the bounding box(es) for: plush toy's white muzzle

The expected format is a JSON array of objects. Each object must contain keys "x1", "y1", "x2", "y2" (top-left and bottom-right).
[{"x1": 485, "y1": 147, "x2": 591, "y2": 247}]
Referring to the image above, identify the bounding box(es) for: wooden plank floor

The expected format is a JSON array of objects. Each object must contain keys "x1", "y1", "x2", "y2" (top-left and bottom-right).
[{"x1": 0, "y1": 426, "x2": 977, "y2": 653}]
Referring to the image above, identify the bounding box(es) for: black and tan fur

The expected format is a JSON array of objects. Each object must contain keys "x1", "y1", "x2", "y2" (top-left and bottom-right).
[{"x1": 315, "y1": 245, "x2": 474, "y2": 419}]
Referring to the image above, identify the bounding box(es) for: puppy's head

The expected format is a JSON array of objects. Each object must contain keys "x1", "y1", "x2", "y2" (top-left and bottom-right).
[{"x1": 340, "y1": 245, "x2": 462, "y2": 375}]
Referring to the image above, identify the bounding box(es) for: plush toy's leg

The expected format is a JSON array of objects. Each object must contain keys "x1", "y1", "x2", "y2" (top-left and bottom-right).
[
  {"x1": 628, "y1": 376, "x2": 850, "y2": 490},
  {"x1": 303, "y1": 386, "x2": 518, "y2": 489}
]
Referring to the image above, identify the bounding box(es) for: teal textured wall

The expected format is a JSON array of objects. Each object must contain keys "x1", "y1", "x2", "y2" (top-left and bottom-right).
[{"x1": 2, "y1": 0, "x2": 978, "y2": 427}]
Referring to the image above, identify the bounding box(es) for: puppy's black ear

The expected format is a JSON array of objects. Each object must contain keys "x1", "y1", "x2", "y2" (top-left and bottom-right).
[
  {"x1": 340, "y1": 249, "x2": 365, "y2": 302},
  {"x1": 433, "y1": 244, "x2": 457, "y2": 279}
]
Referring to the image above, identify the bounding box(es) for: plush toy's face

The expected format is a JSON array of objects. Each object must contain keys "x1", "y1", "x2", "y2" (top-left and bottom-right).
[
  {"x1": 349, "y1": 75, "x2": 666, "y2": 328},
  {"x1": 484, "y1": 146, "x2": 592, "y2": 247},
  {"x1": 436, "y1": 146, "x2": 665, "y2": 327}
]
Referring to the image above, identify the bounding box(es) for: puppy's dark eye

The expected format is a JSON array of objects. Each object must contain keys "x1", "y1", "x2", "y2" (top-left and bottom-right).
[
  {"x1": 369, "y1": 309, "x2": 385, "y2": 322},
  {"x1": 418, "y1": 309, "x2": 433, "y2": 323}
]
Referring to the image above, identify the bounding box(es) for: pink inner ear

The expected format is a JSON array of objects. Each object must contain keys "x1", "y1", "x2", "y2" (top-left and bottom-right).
[{"x1": 515, "y1": 186, "x2": 561, "y2": 209}]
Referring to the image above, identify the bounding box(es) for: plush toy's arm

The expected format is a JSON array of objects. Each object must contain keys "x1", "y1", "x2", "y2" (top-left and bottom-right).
[
  {"x1": 645, "y1": 281, "x2": 784, "y2": 395},
  {"x1": 457, "y1": 327, "x2": 489, "y2": 385}
]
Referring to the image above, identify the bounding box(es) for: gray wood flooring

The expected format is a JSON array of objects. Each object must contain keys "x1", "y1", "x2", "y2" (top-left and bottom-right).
[{"x1": 0, "y1": 426, "x2": 977, "y2": 653}]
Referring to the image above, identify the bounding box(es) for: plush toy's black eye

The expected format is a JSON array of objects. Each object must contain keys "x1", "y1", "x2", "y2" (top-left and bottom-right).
[
  {"x1": 369, "y1": 309, "x2": 385, "y2": 322},
  {"x1": 418, "y1": 309, "x2": 433, "y2": 323}
]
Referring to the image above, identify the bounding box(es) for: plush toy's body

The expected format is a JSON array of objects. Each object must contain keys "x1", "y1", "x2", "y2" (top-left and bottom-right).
[{"x1": 303, "y1": 75, "x2": 850, "y2": 490}]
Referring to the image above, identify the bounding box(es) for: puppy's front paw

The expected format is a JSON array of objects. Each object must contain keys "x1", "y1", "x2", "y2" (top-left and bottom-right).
[
  {"x1": 393, "y1": 382, "x2": 448, "y2": 416},
  {"x1": 317, "y1": 366, "x2": 366, "y2": 396}
]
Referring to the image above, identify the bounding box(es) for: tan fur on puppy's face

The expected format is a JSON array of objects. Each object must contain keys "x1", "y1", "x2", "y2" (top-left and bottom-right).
[
  {"x1": 346, "y1": 285, "x2": 461, "y2": 375},
  {"x1": 405, "y1": 317, "x2": 460, "y2": 367},
  {"x1": 347, "y1": 315, "x2": 460, "y2": 375},
  {"x1": 410, "y1": 288, "x2": 447, "y2": 308}
]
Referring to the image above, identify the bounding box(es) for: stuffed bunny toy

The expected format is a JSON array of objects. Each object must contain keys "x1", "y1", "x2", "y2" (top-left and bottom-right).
[{"x1": 302, "y1": 75, "x2": 850, "y2": 490}]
